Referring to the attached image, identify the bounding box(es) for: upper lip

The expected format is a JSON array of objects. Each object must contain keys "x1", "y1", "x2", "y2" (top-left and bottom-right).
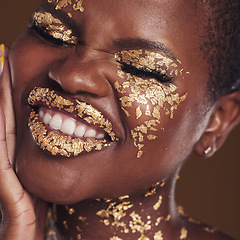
[{"x1": 27, "y1": 87, "x2": 118, "y2": 142}]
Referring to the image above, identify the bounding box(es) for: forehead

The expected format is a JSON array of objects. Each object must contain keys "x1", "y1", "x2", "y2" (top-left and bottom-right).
[
  {"x1": 41, "y1": 0, "x2": 207, "y2": 72},
  {"x1": 42, "y1": 0, "x2": 203, "y2": 39}
]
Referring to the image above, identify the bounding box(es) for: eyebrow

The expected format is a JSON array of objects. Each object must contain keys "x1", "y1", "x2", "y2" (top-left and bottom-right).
[{"x1": 113, "y1": 38, "x2": 177, "y2": 61}]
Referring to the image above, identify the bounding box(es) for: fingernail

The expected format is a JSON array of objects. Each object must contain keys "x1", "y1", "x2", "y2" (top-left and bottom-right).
[{"x1": 0, "y1": 44, "x2": 5, "y2": 75}]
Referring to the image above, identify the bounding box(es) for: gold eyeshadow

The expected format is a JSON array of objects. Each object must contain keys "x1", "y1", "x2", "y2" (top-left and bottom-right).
[
  {"x1": 32, "y1": 11, "x2": 78, "y2": 45},
  {"x1": 115, "y1": 49, "x2": 181, "y2": 80},
  {"x1": 48, "y1": 0, "x2": 85, "y2": 12},
  {"x1": 114, "y1": 50, "x2": 188, "y2": 158}
]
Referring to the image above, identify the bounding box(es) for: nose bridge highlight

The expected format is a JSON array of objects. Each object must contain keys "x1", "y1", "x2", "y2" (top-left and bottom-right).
[{"x1": 48, "y1": 52, "x2": 110, "y2": 96}]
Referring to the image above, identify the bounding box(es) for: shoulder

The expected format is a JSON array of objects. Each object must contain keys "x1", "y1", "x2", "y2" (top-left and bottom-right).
[{"x1": 182, "y1": 218, "x2": 236, "y2": 240}]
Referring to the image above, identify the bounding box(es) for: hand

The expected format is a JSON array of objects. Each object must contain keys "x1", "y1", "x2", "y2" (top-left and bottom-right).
[{"x1": 0, "y1": 45, "x2": 47, "y2": 240}]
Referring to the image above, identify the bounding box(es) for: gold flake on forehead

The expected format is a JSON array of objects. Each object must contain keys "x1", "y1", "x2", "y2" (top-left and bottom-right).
[
  {"x1": 32, "y1": 11, "x2": 78, "y2": 45},
  {"x1": 48, "y1": 0, "x2": 85, "y2": 12},
  {"x1": 115, "y1": 49, "x2": 187, "y2": 158}
]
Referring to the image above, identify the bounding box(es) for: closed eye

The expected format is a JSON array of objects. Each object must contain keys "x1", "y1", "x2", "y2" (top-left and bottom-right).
[
  {"x1": 30, "y1": 22, "x2": 68, "y2": 46},
  {"x1": 118, "y1": 61, "x2": 173, "y2": 83},
  {"x1": 29, "y1": 13, "x2": 78, "y2": 46}
]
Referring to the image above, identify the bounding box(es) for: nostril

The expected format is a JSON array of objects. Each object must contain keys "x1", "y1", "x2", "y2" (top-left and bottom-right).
[{"x1": 48, "y1": 57, "x2": 111, "y2": 97}]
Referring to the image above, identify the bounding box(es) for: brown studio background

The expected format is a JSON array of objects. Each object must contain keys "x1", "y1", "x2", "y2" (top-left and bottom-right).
[{"x1": 0, "y1": 1, "x2": 239, "y2": 239}]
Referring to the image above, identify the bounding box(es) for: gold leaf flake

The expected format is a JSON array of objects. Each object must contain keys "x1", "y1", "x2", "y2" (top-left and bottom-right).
[
  {"x1": 147, "y1": 135, "x2": 157, "y2": 140},
  {"x1": 154, "y1": 231, "x2": 163, "y2": 240},
  {"x1": 153, "y1": 196, "x2": 163, "y2": 210},
  {"x1": 180, "y1": 227, "x2": 188, "y2": 239},
  {"x1": 136, "y1": 106, "x2": 142, "y2": 119}
]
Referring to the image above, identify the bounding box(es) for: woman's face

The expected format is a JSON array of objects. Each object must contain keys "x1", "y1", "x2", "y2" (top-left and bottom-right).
[{"x1": 10, "y1": 0, "x2": 210, "y2": 203}]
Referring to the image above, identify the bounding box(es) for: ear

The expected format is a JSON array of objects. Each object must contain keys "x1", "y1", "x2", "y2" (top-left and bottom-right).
[{"x1": 194, "y1": 90, "x2": 240, "y2": 157}]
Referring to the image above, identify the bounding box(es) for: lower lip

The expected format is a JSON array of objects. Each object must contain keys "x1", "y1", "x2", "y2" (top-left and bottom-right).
[{"x1": 28, "y1": 110, "x2": 110, "y2": 157}]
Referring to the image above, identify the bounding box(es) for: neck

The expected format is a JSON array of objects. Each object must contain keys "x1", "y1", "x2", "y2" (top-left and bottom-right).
[{"x1": 47, "y1": 174, "x2": 187, "y2": 240}]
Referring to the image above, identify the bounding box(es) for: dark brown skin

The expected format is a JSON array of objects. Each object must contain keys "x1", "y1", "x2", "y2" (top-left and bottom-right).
[{"x1": 0, "y1": 0, "x2": 240, "y2": 239}]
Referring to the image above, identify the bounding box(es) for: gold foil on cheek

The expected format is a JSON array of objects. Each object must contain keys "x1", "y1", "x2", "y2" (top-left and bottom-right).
[
  {"x1": 114, "y1": 50, "x2": 188, "y2": 158},
  {"x1": 48, "y1": 0, "x2": 85, "y2": 12},
  {"x1": 32, "y1": 12, "x2": 78, "y2": 45}
]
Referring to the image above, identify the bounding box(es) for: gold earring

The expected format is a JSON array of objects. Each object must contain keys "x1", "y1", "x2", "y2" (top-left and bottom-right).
[{"x1": 204, "y1": 146, "x2": 212, "y2": 155}]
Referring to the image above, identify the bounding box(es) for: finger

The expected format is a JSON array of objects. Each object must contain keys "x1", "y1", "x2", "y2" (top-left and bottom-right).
[
  {"x1": 0, "y1": 44, "x2": 15, "y2": 164},
  {"x1": 0, "y1": 107, "x2": 34, "y2": 220},
  {"x1": 0, "y1": 44, "x2": 5, "y2": 74}
]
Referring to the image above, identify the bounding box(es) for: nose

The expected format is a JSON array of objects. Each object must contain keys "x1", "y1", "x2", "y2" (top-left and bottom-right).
[{"x1": 48, "y1": 51, "x2": 111, "y2": 97}]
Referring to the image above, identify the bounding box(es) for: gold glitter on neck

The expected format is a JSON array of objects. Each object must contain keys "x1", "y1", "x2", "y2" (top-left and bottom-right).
[
  {"x1": 154, "y1": 231, "x2": 163, "y2": 240},
  {"x1": 203, "y1": 226, "x2": 216, "y2": 234},
  {"x1": 179, "y1": 227, "x2": 188, "y2": 239},
  {"x1": 145, "y1": 179, "x2": 166, "y2": 197},
  {"x1": 32, "y1": 11, "x2": 78, "y2": 45},
  {"x1": 48, "y1": 0, "x2": 85, "y2": 12},
  {"x1": 153, "y1": 196, "x2": 163, "y2": 211}
]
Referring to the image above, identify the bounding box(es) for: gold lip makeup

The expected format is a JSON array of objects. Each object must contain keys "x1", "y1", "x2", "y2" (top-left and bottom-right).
[
  {"x1": 115, "y1": 49, "x2": 188, "y2": 158},
  {"x1": 28, "y1": 87, "x2": 118, "y2": 157}
]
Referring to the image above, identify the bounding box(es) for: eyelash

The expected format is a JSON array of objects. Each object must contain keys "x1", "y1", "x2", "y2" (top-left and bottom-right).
[
  {"x1": 30, "y1": 19, "x2": 73, "y2": 46},
  {"x1": 118, "y1": 62, "x2": 173, "y2": 83},
  {"x1": 29, "y1": 19, "x2": 173, "y2": 83}
]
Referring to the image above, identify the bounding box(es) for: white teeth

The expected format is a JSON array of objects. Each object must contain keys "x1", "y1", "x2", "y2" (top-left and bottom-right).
[
  {"x1": 39, "y1": 109, "x2": 105, "y2": 140},
  {"x1": 49, "y1": 114, "x2": 62, "y2": 130},
  {"x1": 84, "y1": 129, "x2": 97, "y2": 138},
  {"x1": 74, "y1": 125, "x2": 86, "y2": 137},
  {"x1": 96, "y1": 133, "x2": 105, "y2": 139},
  {"x1": 60, "y1": 118, "x2": 76, "y2": 135},
  {"x1": 43, "y1": 112, "x2": 52, "y2": 125},
  {"x1": 39, "y1": 110, "x2": 44, "y2": 119}
]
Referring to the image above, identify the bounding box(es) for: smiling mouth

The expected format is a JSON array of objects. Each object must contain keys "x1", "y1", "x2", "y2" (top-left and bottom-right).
[{"x1": 28, "y1": 87, "x2": 118, "y2": 157}]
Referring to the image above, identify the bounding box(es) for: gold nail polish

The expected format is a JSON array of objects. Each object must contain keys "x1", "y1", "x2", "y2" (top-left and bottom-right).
[{"x1": 0, "y1": 44, "x2": 5, "y2": 70}]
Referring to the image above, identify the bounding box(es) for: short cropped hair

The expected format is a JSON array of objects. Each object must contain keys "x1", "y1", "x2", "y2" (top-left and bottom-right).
[{"x1": 200, "y1": 0, "x2": 240, "y2": 101}]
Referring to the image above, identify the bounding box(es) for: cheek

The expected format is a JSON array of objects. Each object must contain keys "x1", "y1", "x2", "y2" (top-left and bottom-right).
[
  {"x1": 9, "y1": 30, "x2": 65, "y2": 95},
  {"x1": 114, "y1": 69, "x2": 187, "y2": 159}
]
